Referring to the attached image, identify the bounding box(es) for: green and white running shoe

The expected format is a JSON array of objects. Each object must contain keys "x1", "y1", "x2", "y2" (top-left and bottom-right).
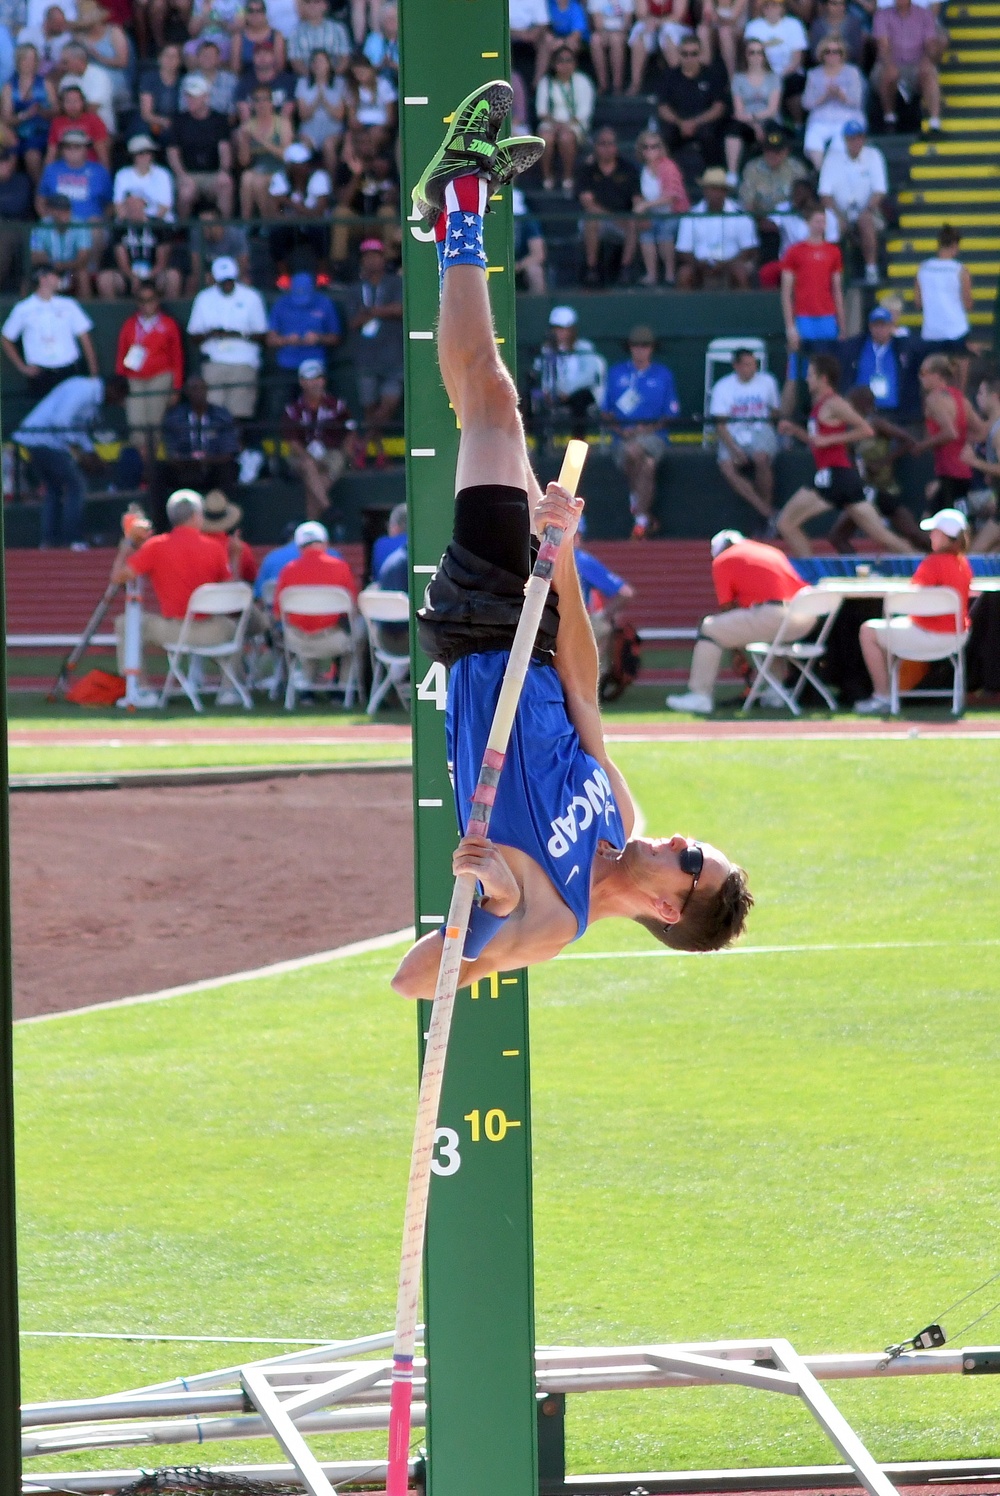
[
  {"x1": 491, "y1": 135, "x2": 546, "y2": 189},
  {"x1": 411, "y1": 80, "x2": 513, "y2": 223}
]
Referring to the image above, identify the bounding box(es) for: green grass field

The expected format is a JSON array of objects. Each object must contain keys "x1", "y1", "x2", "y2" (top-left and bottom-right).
[{"x1": 15, "y1": 738, "x2": 1000, "y2": 1478}]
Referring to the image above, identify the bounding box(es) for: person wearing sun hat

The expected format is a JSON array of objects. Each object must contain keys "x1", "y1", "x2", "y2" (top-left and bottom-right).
[
  {"x1": 676, "y1": 168, "x2": 758, "y2": 290},
  {"x1": 112, "y1": 134, "x2": 175, "y2": 221},
  {"x1": 855, "y1": 507, "x2": 973, "y2": 714},
  {"x1": 344, "y1": 237, "x2": 402, "y2": 467},
  {"x1": 199, "y1": 487, "x2": 259, "y2": 585}
]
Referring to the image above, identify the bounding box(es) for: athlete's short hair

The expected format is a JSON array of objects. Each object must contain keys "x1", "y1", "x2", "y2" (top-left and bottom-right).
[
  {"x1": 809, "y1": 352, "x2": 841, "y2": 389},
  {"x1": 634, "y1": 865, "x2": 753, "y2": 953}
]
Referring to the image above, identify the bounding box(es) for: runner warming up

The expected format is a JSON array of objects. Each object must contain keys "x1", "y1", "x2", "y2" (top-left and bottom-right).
[{"x1": 391, "y1": 82, "x2": 752, "y2": 1001}]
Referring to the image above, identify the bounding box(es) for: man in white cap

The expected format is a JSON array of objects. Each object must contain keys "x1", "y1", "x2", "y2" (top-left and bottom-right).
[
  {"x1": 166, "y1": 74, "x2": 235, "y2": 220},
  {"x1": 666, "y1": 529, "x2": 810, "y2": 713},
  {"x1": 280, "y1": 358, "x2": 353, "y2": 521},
  {"x1": 855, "y1": 506, "x2": 972, "y2": 715},
  {"x1": 273, "y1": 519, "x2": 359, "y2": 686},
  {"x1": 532, "y1": 304, "x2": 607, "y2": 442},
  {"x1": 186, "y1": 254, "x2": 268, "y2": 419}
]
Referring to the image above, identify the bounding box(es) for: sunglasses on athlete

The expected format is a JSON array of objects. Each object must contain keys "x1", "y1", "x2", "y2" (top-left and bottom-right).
[{"x1": 679, "y1": 842, "x2": 704, "y2": 913}]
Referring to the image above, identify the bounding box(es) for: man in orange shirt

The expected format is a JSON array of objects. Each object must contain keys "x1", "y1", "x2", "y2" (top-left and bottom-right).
[
  {"x1": 111, "y1": 489, "x2": 235, "y2": 694},
  {"x1": 273, "y1": 520, "x2": 359, "y2": 687},
  {"x1": 666, "y1": 529, "x2": 809, "y2": 714}
]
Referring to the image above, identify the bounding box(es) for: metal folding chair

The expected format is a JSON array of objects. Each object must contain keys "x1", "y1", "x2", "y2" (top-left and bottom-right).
[
  {"x1": 158, "y1": 581, "x2": 255, "y2": 712},
  {"x1": 743, "y1": 587, "x2": 842, "y2": 715},
  {"x1": 278, "y1": 584, "x2": 359, "y2": 711},
  {"x1": 882, "y1": 586, "x2": 968, "y2": 716},
  {"x1": 358, "y1": 587, "x2": 410, "y2": 715}
]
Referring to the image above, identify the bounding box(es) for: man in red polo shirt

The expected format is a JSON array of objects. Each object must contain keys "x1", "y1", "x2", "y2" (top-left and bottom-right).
[
  {"x1": 114, "y1": 283, "x2": 185, "y2": 465},
  {"x1": 273, "y1": 520, "x2": 359, "y2": 686},
  {"x1": 111, "y1": 488, "x2": 233, "y2": 691},
  {"x1": 780, "y1": 205, "x2": 844, "y2": 407},
  {"x1": 666, "y1": 529, "x2": 809, "y2": 714}
]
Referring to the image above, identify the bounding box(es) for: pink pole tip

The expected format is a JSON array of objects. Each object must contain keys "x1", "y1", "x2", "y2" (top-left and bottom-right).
[{"x1": 386, "y1": 1377, "x2": 414, "y2": 1496}]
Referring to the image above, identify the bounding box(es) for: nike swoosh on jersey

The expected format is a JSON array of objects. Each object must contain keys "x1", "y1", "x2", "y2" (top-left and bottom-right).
[{"x1": 565, "y1": 865, "x2": 580, "y2": 884}]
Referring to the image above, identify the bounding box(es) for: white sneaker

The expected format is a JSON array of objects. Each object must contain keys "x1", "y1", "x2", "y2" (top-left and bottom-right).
[
  {"x1": 854, "y1": 694, "x2": 890, "y2": 715},
  {"x1": 116, "y1": 686, "x2": 160, "y2": 709},
  {"x1": 216, "y1": 685, "x2": 245, "y2": 707},
  {"x1": 759, "y1": 685, "x2": 787, "y2": 709},
  {"x1": 666, "y1": 691, "x2": 713, "y2": 714},
  {"x1": 864, "y1": 264, "x2": 880, "y2": 285}
]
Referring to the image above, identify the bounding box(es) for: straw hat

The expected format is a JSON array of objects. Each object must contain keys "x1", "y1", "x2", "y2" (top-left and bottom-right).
[
  {"x1": 73, "y1": 1, "x2": 110, "y2": 26},
  {"x1": 200, "y1": 489, "x2": 243, "y2": 534}
]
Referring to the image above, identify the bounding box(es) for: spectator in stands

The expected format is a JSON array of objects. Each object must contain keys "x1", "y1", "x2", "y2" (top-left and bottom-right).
[
  {"x1": 231, "y1": 0, "x2": 286, "y2": 73},
  {"x1": 634, "y1": 128, "x2": 688, "y2": 285},
  {"x1": 588, "y1": 0, "x2": 634, "y2": 93},
  {"x1": 573, "y1": 517, "x2": 634, "y2": 679},
  {"x1": 2, "y1": 41, "x2": 53, "y2": 184},
  {"x1": 737, "y1": 126, "x2": 808, "y2": 263},
  {"x1": 533, "y1": 303, "x2": 607, "y2": 440},
  {"x1": 98, "y1": 192, "x2": 177, "y2": 296},
  {"x1": 855, "y1": 507, "x2": 972, "y2": 714},
  {"x1": 513, "y1": 185, "x2": 546, "y2": 291},
  {"x1": 809, "y1": 0, "x2": 866, "y2": 65},
  {"x1": 344, "y1": 237, "x2": 402, "y2": 466},
  {"x1": 800, "y1": 38, "x2": 864, "y2": 169},
  {"x1": 56, "y1": 39, "x2": 114, "y2": 134},
  {"x1": 274, "y1": 517, "x2": 359, "y2": 685},
  {"x1": 676, "y1": 167, "x2": 757, "y2": 288},
  {"x1": 197, "y1": 207, "x2": 250, "y2": 284},
  {"x1": 510, "y1": 0, "x2": 549, "y2": 78},
  {"x1": 110, "y1": 489, "x2": 234, "y2": 693},
  {"x1": 709, "y1": 347, "x2": 781, "y2": 527},
  {"x1": 666, "y1": 528, "x2": 809, "y2": 715},
  {"x1": 578, "y1": 125, "x2": 640, "y2": 287},
  {"x1": 287, "y1": 0, "x2": 349, "y2": 73},
  {"x1": 780, "y1": 206, "x2": 844, "y2": 387},
  {"x1": 724, "y1": 40, "x2": 780, "y2": 182},
  {"x1": 768, "y1": 181, "x2": 838, "y2": 266},
  {"x1": 113, "y1": 133, "x2": 175, "y2": 219},
  {"x1": 707, "y1": 0, "x2": 748, "y2": 79},
  {"x1": 190, "y1": 37, "x2": 238, "y2": 116},
  {"x1": 628, "y1": 0, "x2": 692, "y2": 89},
  {"x1": 24, "y1": 6, "x2": 74, "y2": 77},
  {"x1": 826, "y1": 385, "x2": 929, "y2": 552},
  {"x1": 655, "y1": 36, "x2": 728, "y2": 181},
  {"x1": 818, "y1": 120, "x2": 887, "y2": 285},
  {"x1": 279, "y1": 356, "x2": 352, "y2": 520},
  {"x1": 343, "y1": 49, "x2": 395, "y2": 156},
  {"x1": 187, "y1": 0, "x2": 246, "y2": 59},
  {"x1": 536, "y1": 43, "x2": 594, "y2": 193},
  {"x1": 362, "y1": 1, "x2": 398, "y2": 80},
  {"x1": 913, "y1": 353, "x2": 985, "y2": 512},
  {"x1": 37, "y1": 124, "x2": 111, "y2": 219},
  {"x1": 114, "y1": 280, "x2": 184, "y2": 461},
  {"x1": 872, "y1": 0, "x2": 941, "y2": 134},
  {"x1": 539, "y1": 0, "x2": 589, "y2": 81},
  {"x1": 602, "y1": 323, "x2": 679, "y2": 538},
  {"x1": 235, "y1": 79, "x2": 292, "y2": 216},
  {"x1": 267, "y1": 269, "x2": 342, "y2": 395},
  {"x1": 137, "y1": 40, "x2": 181, "y2": 143},
  {"x1": 775, "y1": 352, "x2": 911, "y2": 555},
  {"x1": 265, "y1": 140, "x2": 331, "y2": 280},
  {"x1": 744, "y1": 0, "x2": 806, "y2": 122},
  {"x1": 13, "y1": 370, "x2": 127, "y2": 548},
  {"x1": 915, "y1": 224, "x2": 972, "y2": 362},
  {"x1": 0, "y1": 146, "x2": 31, "y2": 286},
  {"x1": 158, "y1": 374, "x2": 239, "y2": 518},
  {"x1": 30, "y1": 190, "x2": 92, "y2": 295},
  {"x1": 371, "y1": 498, "x2": 406, "y2": 575},
  {"x1": 47, "y1": 76, "x2": 108, "y2": 166},
  {"x1": 840, "y1": 304, "x2": 920, "y2": 420},
  {"x1": 165, "y1": 74, "x2": 233, "y2": 218},
  {"x1": 200, "y1": 486, "x2": 258, "y2": 584},
  {"x1": 187, "y1": 256, "x2": 267, "y2": 419},
  {"x1": 295, "y1": 46, "x2": 347, "y2": 173},
  {"x1": 2, "y1": 262, "x2": 96, "y2": 392},
  {"x1": 235, "y1": 41, "x2": 297, "y2": 119},
  {"x1": 330, "y1": 133, "x2": 398, "y2": 269},
  {"x1": 71, "y1": 0, "x2": 129, "y2": 116}
]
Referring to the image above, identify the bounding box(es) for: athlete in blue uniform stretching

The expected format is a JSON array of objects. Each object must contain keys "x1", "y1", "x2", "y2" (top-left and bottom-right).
[{"x1": 392, "y1": 83, "x2": 751, "y2": 1001}]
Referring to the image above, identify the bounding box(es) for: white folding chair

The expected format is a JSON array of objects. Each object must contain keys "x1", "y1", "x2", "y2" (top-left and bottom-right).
[
  {"x1": 743, "y1": 587, "x2": 842, "y2": 715},
  {"x1": 882, "y1": 586, "x2": 968, "y2": 716},
  {"x1": 159, "y1": 581, "x2": 255, "y2": 712},
  {"x1": 279, "y1": 584, "x2": 359, "y2": 710},
  {"x1": 358, "y1": 587, "x2": 411, "y2": 715},
  {"x1": 703, "y1": 336, "x2": 768, "y2": 449}
]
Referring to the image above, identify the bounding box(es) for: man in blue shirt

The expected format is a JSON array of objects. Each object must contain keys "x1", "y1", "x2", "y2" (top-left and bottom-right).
[
  {"x1": 601, "y1": 324, "x2": 679, "y2": 538},
  {"x1": 371, "y1": 501, "x2": 407, "y2": 577},
  {"x1": 38, "y1": 132, "x2": 112, "y2": 223},
  {"x1": 265, "y1": 271, "x2": 343, "y2": 398},
  {"x1": 839, "y1": 304, "x2": 920, "y2": 421},
  {"x1": 14, "y1": 373, "x2": 127, "y2": 547},
  {"x1": 574, "y1": 520, "x2": 635, "y2": 677}
]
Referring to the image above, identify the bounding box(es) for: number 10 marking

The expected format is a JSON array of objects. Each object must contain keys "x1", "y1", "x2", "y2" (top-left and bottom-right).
[{"x1": 464, "y1": 1108, "x2": 520, "y2": 1143}]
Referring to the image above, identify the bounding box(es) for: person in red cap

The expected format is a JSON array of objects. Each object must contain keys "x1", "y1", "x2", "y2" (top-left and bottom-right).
[{"x1": 344, "y1": 238, "x2": 402, "y2": 467}]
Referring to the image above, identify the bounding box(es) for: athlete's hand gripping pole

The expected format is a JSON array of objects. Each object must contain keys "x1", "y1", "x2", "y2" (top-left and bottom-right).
[{"x1": 386, "y1": 439, "x2": 588, "y2": 1496}]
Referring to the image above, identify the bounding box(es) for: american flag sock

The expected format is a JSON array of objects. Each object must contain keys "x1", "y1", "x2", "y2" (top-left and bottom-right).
[{"x1": 434, "y1": 174, "x2": 488, "y2": 282}]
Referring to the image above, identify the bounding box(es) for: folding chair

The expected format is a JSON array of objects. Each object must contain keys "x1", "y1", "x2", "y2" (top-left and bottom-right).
[
  {"x1": 883, "y1": 586, "x2": 968, "y2": 716},
  {"x1": 279, "y1": 584, "x2": 359, "y2": 711},
  {"x1": 358, "y1": 587, "x2": 411, "y2": 715},
  {"x1": 703, "y1": 336, "x2": 768, "y2": 449},
  {"x1": 743, "y1": 587, "x2": 842, "y2": 715},
  {"x1": 159, "y1": 581, "x2": 255, "y2": 712}
]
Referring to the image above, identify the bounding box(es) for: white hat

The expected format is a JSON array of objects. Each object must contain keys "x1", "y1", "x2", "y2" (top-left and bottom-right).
[
  {"x1": 297, "y1": 358, "x2": 324, "y2": 380},
  {"x1": 548, "y1": 305, "x2": 577, "y2": 327},
  {"x1": 710, "y1": 528, "x2": 744, "y2": 558},
  {"x1": 920, "y1": 507, "x2": 968, "y2": 538},
  {"x1": 211, "y1": 255, "x2": 238, "y2": 282},
  {"x1": 127, "y1": 133, "x2": 156, "y2": 154},
  {"x1": 294, "y1": 520, "x2": 329, "y2": 547},
  {"x1": 283, "y1": 141, "x2": 311, "y2": 164},
  {"x1": 182, "y1": 73, "x2": 210, "y2": 96}
]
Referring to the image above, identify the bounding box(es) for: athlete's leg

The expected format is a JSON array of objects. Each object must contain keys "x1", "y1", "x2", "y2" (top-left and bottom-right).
[
  {"x1": 776, "y1": 486, "x2": 831, "y2": 557},
  {"x1": 844, "y1": 499, "x2": 912, "y2": 554}
]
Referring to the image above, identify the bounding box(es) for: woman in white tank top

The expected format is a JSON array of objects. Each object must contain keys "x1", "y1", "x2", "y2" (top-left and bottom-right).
[{"x1": 914, "y1": 225, "x2": 972, "y2": 347}]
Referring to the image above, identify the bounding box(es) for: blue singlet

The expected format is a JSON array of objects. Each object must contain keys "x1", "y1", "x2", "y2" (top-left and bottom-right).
[{"x1": 446, "y1": 652, "x2": 626, "y2": 939}]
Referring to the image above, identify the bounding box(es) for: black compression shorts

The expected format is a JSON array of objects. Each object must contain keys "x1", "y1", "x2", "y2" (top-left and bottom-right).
[{"x1": 815, "y1": 465, "x2": 866, "y2": 509}]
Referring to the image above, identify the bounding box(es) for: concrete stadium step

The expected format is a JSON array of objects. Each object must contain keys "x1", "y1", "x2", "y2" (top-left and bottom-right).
[
  {"x1": 941, "y1": 95, "x2": 1000, "y2": 109},
  {"x1": 899, "y1": 187, "x2": 1000, "y2": 202},
  {"x1": 949, "y1": 3, "x2": 1000, "y2": 14},
  {"x1": 942, "y1": 46, "x2": 1000, "y2": 60},
  {"x1": 940, "y1": 68, "x2": 1000, "y2": 80},
  {"x1": 945, "y1": 23, "x2": 1000, "y2": 35},
  {"x1": 899, "y1": 209, "x2": 1000, "y2": 225},
  {"x1": 929, "y1": 117, "x2": 1000, "y2": 131},
  {"x1": 887, "y1": 235, "x2": 1000, "y2": 250},
  {"x1": 910, "y1": 162, "x2": 1000, "y2": 178},
  {"x1": 911, "y1": 138, "x2": 1000, "y2": 153}
]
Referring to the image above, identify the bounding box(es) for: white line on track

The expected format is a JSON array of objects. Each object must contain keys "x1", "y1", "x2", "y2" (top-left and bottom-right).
[
  {"x1": 604, "y1": 731, "x2": 1000, "y2": 744},
  {"x1": 558, "y1": 937, "x2": 1000, "y2": 961},
  {"x1": 20, "y1": 1330, "x2": 334, "y2": 1344},
  {"x1": 16, "y1": 927, "x2": 416, "y2": 1026}
]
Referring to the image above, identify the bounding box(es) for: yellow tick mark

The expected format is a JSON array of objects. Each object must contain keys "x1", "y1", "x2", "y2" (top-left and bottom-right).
[
  {"x1": 502, "y1": 1049, "x2": 520, "y2": 1057},
  {"x1": 482, "y1": 50, "x2": 499, "y2": 57}
]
